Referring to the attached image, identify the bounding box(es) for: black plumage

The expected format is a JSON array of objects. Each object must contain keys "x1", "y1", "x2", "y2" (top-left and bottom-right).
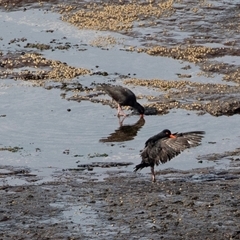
[
  {"x1": 96, "y1": 84, "x2": 144, "y2": 117},
  {"x1": 134, "y1": 129, "x2": 205, "y2": 182}
]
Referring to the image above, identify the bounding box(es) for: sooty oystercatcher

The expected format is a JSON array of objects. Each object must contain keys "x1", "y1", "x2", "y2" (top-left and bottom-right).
[
  {"x1": 134, "y1": 129, "x2": 205, "y2": 182},
  {"x1": 96, "y1": 84, "x2": 144, "y2": 117}
]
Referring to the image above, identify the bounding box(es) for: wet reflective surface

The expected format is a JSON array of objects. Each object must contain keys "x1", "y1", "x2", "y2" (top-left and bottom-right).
[
  {"x1": 1, "y1": 79, "x2": 239, "y2": 176},
  {"x1": 99, "y1": 117, "x2": 145, "y2": 142}
]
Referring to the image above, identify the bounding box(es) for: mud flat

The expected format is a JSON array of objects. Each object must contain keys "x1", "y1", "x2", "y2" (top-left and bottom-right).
[{"x1": 0, "y1": 165, "x2": 240, "y2": 239}]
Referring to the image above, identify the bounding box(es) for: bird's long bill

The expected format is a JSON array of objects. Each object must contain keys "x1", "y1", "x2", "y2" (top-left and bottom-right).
[{"x1": 170, "y1": 134, "x2": 176, "y2": 138}]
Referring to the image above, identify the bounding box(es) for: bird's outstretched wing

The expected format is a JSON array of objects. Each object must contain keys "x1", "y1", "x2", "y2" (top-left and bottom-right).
[
  {"x1": 158, "y1": 131, "x2": 205, "y2": 164},
  {"x1": 166, "y1": 131, "x2": 205, "y2": 149},
  {"x1": 141, "y1": 131, "x2": 205, "y2": 165}
]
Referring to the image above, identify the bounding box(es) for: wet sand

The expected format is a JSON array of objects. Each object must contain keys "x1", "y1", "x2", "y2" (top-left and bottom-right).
[{"x1": 0, "y1": 166, "x2": 240, "y2": 239}]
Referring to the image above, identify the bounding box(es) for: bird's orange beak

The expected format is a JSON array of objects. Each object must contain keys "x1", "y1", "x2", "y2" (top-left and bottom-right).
[{"x1": 170, "y1": 134, "x2": 176, "y2": 138}]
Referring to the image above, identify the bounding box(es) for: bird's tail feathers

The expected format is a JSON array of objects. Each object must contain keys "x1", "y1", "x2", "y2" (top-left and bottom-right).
[{"x1": 134, "y1": 162, "x2": 150, "y2": 172}]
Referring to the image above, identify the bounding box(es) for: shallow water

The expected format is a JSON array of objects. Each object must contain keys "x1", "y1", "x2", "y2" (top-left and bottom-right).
[
  {"x1": 0, "y1": 6, "x2": 239, "y2": 183},
  {"x1": 1, "y1": 80, "x2": 239, "y2": 180},
  {"x1": 0, "y1": 8, "x2": 229, "y2": 84}
]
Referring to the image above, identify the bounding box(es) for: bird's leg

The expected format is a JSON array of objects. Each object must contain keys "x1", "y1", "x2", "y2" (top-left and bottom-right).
[
  {"x1": 117, "y1": 104, "x2": 126, "y2": 117},
  {"x1": 151, "y1": 166, "x2": 156, "y2": 182},
  {"x1": 118, "y1": 115, "x2": 126, "y2": 126}
]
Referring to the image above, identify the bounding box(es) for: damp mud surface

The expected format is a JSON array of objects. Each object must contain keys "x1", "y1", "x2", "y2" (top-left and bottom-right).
[
  {"x1": 0, "y1": 165, "x2": 240, "y2": 239},
  {"x1": 1, "y1": 0, "x2": 240, "y2": 239}
]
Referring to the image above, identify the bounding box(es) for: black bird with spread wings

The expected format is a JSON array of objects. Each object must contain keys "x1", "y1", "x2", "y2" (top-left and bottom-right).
[{"x1": 134, "y1": 129, "x2": 205, "y2": 182}]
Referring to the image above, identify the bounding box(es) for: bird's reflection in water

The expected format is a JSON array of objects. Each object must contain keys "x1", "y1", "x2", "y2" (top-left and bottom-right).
[{"x1": 100, "y1": 117, "x2": 145, "y2": 143}]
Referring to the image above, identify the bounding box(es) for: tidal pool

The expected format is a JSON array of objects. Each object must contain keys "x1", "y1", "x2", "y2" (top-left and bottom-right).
[{"x1": 1, "y1": 79, "x2": 239, "y2": 181}]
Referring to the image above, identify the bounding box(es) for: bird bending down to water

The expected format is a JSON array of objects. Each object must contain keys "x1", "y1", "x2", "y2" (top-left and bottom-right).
[
  {"x1": 134, "y1": 129, "x2": 205, "y2": 182},
  {"x1": 96, "y1": 84, "x2": 145, "y2": 117}
]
